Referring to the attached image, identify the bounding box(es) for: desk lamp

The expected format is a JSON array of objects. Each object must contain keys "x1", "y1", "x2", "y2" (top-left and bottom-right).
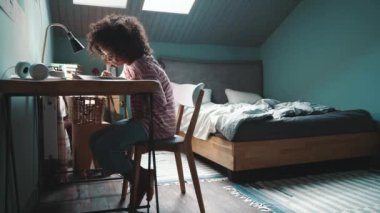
[
  {"x1": 42, "y1": 23, "x2": 85, "y2": 63},
  {"x1": 31, "y1": 23, "x2": 85, "y2": 79},
  {"x1": 14, "y1": 24, "x2": 84, "y2": 80}
]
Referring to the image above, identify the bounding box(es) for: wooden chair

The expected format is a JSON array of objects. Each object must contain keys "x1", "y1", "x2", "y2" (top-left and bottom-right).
[{"x1": 123, "y1": 82, "x2": 206, "y2": 212}]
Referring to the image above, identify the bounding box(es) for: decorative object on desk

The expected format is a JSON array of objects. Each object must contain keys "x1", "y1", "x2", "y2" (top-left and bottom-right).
[
  {"x1": 15, "y1": 62, "x2": 49, "y2": 80},
  {"x1": 15, "y1": 61, "x2": 31, "y2": 79},
  {"x1": 42, "y1": 23, "x2": 85, "y2": 63},
  {"x1": 29, "y1": 63, "x2": 49, "y2": 80},
  {"x1": 91, "y1": 67, "x2": 100, "y2": 76}
]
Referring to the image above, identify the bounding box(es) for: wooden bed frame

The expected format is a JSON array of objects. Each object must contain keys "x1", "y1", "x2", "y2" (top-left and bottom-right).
[
  {"x1": 162, "y1": 58, "x2": 380, "y2": 178},
  {"x1": 190, "y1": 132, "x2": 379, "y2": 172}
]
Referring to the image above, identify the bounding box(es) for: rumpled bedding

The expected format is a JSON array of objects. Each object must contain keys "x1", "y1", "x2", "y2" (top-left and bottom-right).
[{"x1": 180, "y1": 99, "x2": 335, "y2": 140}]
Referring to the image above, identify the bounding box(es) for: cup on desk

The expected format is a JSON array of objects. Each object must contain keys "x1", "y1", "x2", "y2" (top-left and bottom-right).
[{"x1": 30, "y1": 64, "x2": 49, "y2": 80}]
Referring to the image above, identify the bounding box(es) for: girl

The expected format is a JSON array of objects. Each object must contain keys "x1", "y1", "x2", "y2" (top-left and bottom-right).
[{"x1": 87, "y1": 14, "x2": 176, "y2": 206}]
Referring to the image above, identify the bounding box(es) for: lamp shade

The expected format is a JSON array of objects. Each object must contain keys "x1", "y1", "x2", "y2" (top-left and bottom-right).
[{"x1": 67, "y1": 32, "x2": 85, "y2": 53}]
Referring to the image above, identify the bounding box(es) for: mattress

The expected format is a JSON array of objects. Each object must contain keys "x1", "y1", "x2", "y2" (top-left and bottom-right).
[{"x1": 231, "y1": 109, "x2": 376, "y2": 142}]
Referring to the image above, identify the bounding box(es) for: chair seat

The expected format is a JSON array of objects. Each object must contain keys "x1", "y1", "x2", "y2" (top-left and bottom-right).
[
  {"x1": 153, "y1": 134, "x2": 184, "y2": 145},
  {"x1": 134, "y1": 135, "x2": 185, "y2": 154}
]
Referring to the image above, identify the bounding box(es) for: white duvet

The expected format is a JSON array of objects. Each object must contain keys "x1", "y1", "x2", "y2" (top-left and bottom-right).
[{"x1": 180, "y1": 99, "x2": 335, "y2": 141}]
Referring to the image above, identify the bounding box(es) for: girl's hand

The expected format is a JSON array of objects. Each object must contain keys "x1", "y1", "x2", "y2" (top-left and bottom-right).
[{"x1": 101, "y1": 70, "x2": 112, "y2": 77}]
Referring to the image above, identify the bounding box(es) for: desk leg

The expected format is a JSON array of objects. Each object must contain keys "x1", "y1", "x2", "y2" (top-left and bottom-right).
[
  {"x1": 36, "y1": 96, "x2": 44, "y2": 192},
  {"x1": 3, "y1": 95, "x2": 9, "y2": 213},
  {"x1": 4, "y1": 95, "x2": 21, "y2": 213}
]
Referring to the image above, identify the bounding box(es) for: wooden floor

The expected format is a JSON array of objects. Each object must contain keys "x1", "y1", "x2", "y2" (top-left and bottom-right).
[
  {"x1": 35, "y1": 155, "x2": 377, "y2": 212},
  {"x1": 35, "y1": 178, "x2": 263, "y2": 213}
]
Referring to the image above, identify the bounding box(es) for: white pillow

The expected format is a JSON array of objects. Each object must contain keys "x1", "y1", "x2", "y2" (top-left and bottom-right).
[{"x1": 225, "y1": 88, "x2": 262, "y2": 104}]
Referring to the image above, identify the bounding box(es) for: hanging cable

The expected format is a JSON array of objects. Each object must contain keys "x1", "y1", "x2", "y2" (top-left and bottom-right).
[{"x1": 0, "y1": 66, "x2": 16, "y2": 79}]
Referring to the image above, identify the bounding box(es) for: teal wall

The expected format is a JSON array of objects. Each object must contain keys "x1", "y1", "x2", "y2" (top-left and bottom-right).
[
  {"x1": 261, "y1": 0, "x2": 380, "y2": 121},
  {"x1": 53, "y1": 38, "x2": 260, "y2": 74},
  {"x1": 0, "y1": 0, "x2": 51, "y2": 212},
  {"x1": 151, "y1": 42, "x2": 260, "y2": 61}
]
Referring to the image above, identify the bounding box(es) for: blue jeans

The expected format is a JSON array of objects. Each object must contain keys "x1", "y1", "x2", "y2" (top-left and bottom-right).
[{"x1": 89, "y1": 119, "x2": 148, "y2": 176}]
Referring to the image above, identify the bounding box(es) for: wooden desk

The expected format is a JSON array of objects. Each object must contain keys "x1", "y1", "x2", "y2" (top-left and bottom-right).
[
  {"x1": 0, "y1": 79, "x2": 160, "y2": 213},
  {"x1": 0, "y1": 79, "x2": 159, "y2": 96}
]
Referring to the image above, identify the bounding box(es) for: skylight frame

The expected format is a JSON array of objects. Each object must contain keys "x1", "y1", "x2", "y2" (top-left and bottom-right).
[
  {"x1": 73, "y1": 0, "x2": 128, "y2": 9},
  {"x1": 142, "y1": 0, "x2": 195, "y2": 14}
]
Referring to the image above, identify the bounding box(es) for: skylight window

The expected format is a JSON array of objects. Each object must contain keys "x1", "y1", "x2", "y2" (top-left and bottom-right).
[
  {"x1": 143, "y1": 0, "x2": 195, "y2": 14},
  {"x1": 73, "y1": 0, "x2": 127, "y2": 9}
]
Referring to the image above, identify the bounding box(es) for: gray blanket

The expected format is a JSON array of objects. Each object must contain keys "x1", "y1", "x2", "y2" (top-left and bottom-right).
[
  {"x1": 218, "y1": 99, "x2": 335, "y2": 140},
  {"x1": 182, "y1": 99, "x2": 336, "y2": 141}
]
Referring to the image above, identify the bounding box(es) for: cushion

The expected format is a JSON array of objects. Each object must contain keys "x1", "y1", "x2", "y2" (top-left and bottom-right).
[{"x1": 225, "y1": 88, "x2": 262, "y2": 104}]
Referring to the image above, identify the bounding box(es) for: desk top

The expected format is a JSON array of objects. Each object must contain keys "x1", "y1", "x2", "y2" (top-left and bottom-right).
[{"x1": 0, "y1": 79, "x2": 160, "y2": 96}]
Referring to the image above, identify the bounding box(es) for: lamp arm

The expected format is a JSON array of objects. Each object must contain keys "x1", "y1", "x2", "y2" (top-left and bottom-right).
[{"x1": 41, "y1": 23, "x2": 70, "y2": 63}]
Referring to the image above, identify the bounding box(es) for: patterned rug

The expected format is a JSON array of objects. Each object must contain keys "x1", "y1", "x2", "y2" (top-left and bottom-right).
[{"x1": 224, "y1": 169, "x2": 380, "y2": 212}]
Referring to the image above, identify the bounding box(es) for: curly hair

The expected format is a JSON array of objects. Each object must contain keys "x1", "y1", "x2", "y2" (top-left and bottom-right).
[{"x1": 87, "y1": 14, "x2": 152, "y2": 63}]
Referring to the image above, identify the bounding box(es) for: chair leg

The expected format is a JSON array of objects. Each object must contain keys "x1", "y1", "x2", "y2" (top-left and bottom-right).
[
  {"x1": 121, "y1": 147, "x2": 134, "y2": 201},
  {"x1": 129, "y1": 147, "x2": 142, "y2": 210},
  {"x1": 121, "y1": 177, "x2": 128, "y2": 201},
  {"x1": 185, "y1": 149, "x2": 205, "y2": 213},
  {"x1": 174, "y1": 149, "x2": 186, "y2": 194}
]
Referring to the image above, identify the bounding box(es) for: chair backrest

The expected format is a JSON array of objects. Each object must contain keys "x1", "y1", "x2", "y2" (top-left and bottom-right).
[{"x1": 172, "y1": 83, "x2": 204, "y2": 143}]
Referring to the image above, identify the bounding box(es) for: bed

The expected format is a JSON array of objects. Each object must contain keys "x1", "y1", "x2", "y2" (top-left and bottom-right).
[{"x1": 161, "y1": 58, "x2": 380, "y2": 180}]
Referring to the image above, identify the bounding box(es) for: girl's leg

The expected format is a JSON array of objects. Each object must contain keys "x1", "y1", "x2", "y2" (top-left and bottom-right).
[{"x1": 89, "y1": 119, "x2": 148, "y2": 176}]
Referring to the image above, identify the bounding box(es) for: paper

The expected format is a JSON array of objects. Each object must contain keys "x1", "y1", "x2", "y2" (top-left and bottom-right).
[{"x1": 77, "y1": 75, "x2": 126, "y2": 80}]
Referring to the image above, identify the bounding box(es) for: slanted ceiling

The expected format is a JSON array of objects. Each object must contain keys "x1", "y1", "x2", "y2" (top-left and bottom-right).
[{"x1": 49, "y1": 0, "x2": 301, "y2": 48}]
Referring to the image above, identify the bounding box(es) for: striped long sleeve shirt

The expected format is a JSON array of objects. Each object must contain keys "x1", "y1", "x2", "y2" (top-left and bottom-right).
[{"x1": 124, "y1": 55, "x2": 176, "y2": 139}]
